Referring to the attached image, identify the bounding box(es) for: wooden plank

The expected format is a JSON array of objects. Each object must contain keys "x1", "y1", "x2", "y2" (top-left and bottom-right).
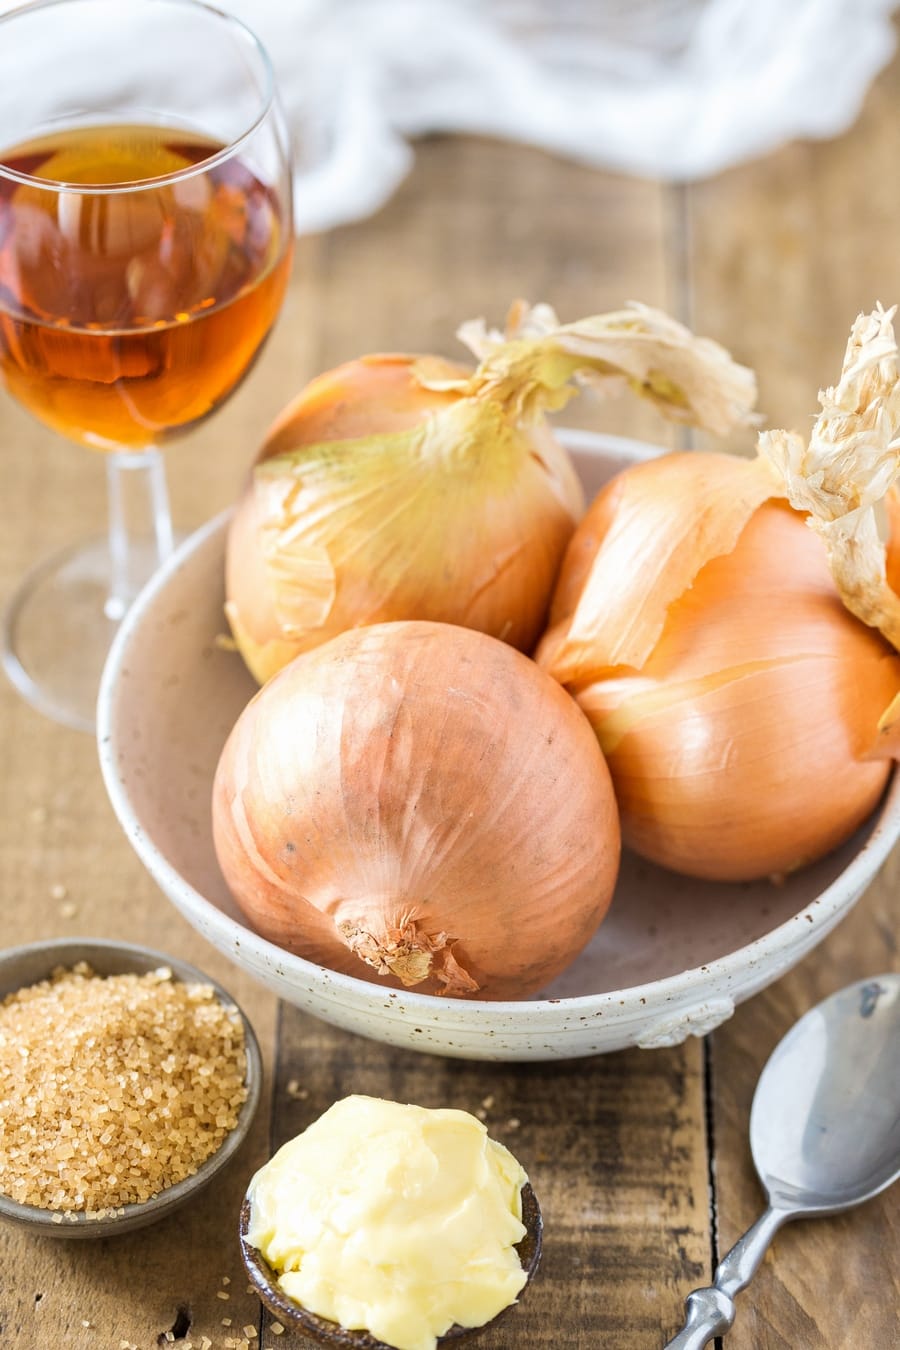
[
  {"x1": 0, "y1": 236, "x2": 318, "y2": 1346},
  {"x1": 265, "y1": 135, "x2": 710, "y2": 1350},
  {"x1": 268, "y1": 1019, "x2": 709, "y2": 1350},
  {"x1": 684, "y1": 41, "x2": 900, "y2": 1350},
  {"x1": 706, "y1": 889, "x2": 900, "y2": 1350}
]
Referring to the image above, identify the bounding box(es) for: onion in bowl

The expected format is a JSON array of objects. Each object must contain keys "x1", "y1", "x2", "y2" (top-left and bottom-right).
[{"x1": 212, "y1": 620, "x2": 621, "y2": 1000}]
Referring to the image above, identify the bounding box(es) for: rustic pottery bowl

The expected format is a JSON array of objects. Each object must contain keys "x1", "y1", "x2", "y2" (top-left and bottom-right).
[
  {"x1": 238, "y1": 1182, "x2": 543, "y2": 1348},
  {"x1": 0, "y1": 938, "x2": 262, "y2": 1237},
  {"x1": 97, "y1": 431, "x2": 900, "y2": 1061}
]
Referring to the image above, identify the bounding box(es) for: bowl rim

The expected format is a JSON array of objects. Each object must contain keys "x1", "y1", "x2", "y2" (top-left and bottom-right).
[
  {"x1": 96, "y1": 429, "x2": 900, "y2": 1025},
  {"x1": 0, "y1": 937, "x2": 262, "y2": 1232}
]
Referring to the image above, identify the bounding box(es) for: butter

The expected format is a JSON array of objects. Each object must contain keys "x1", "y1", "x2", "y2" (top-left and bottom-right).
[{"x1": 246, "y1": 1094, "x2": 529, "y2": 1350}]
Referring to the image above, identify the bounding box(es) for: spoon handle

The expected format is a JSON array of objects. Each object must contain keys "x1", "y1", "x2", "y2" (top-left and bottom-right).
[{"x1": 662, "y1": 1207, "x2": 788, "y2": 1349}]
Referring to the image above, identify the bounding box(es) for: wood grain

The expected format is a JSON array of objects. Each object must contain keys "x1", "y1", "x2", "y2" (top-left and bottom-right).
[{"x1": 685, "y1": 39, "x2": 900, "y2": 1350}]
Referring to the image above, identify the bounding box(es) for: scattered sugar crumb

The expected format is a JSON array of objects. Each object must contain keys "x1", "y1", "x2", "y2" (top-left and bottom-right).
[
  {"x1": 480, "y1": 1094, "x2": 495, "y2": 1110},
  {"x1": 29, "y1": 805, "x2": 48, "y2": 825},
  {"x1": 50, "y1": 883, "x2": 68, "y2": 901},
  {"x1": 270, "y1": 1324, "x2": 284, "y2": 1336},
  {"x1": 475, "y1": 1108, "x2": 487, "y2": 1121},
  {"x1": 81, "y1": 1320, "x2": 92, "y2": 1328},
  {"x1": 221, "y1": 1275, "x2": 231, "y2": 1286},
  {"x1": 200, "y1": 1339, "x2": 213, "y2": 1350},
  {"x1": 505, "y1": 1117, "x2": 521, "y2": 1131},
  {"x1": 244, "y1": 1328, "x2": 258, "y2": 1339},
  {"x1": 164, "y1": 1333, "x2": 175, "y2": 1344},
  {"x1": 222, "y1": 1318, "x2": 232, "y2": 1327},
  {"x1": 59, "y1": 902, "x2": 78, "y2": 919},
  {"x1": 285, "y1": 1079, "x2": 308, "y2": 1100}
]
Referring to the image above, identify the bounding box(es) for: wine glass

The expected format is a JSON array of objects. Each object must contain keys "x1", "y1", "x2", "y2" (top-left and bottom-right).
[{"x1": 0, "y1": 0, "x2": 293, "y2": 731}]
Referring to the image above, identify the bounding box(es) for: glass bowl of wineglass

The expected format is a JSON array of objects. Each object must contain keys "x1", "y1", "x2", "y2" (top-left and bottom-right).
[{"x1": 0, "y1": 0, "x2": 293, "y2": 731}]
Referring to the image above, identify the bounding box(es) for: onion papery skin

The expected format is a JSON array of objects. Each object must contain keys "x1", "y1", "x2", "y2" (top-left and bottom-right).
[
  {"x1": 540, "y1": 485, "x2": 900, "y2": 882},
  {"x1": 212, "y1": 621, "x2": 620, "y2": 999},
  {"x1": 225, "y1": 354, "x2": 584, "y2": 684}
]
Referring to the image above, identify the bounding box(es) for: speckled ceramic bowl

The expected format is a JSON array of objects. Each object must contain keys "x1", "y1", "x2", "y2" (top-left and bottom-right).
[
  {"x1": 0, "y1": 938, "x2": 262, "y2": 1236},
  {"x1": 97, "y1": 431, "x2": 900, "y2": 1061}
]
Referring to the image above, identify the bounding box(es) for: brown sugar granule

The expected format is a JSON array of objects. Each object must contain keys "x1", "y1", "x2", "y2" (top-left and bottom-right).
[{"x1": 0, "y1": 962, "x2": 247, "y2": 1214}]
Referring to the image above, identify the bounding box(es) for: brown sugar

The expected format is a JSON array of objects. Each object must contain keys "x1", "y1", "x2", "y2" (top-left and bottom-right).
[{"x1": 0, "y1": 962, "x2": 248, "y2": 1215}]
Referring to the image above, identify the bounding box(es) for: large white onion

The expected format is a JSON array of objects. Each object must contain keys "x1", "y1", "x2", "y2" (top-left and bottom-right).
[
  {"x1": 538, "y1": 305, "x2": 900, "y2": 883},
  {"x1": 540, "y1": 474, "x2": 900, "y2": 881},
  {"x1": 212, "y1": 621, "x2": 621, "y2": 999}
]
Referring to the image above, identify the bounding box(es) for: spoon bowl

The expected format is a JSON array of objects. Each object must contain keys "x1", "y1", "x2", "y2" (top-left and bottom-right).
[
  {"x1": 750, "y1": 975, "x2": 900, "y2": 1213},
  {"x1": 239, "y1": 1182, "x2": 543, "y2": 1347},
  {"x1": 665, "y1": 973, "x2": 900, "y2": 1349}
]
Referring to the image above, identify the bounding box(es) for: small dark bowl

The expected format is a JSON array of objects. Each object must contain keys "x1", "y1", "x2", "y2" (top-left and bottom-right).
[
  {"x1": 0, "y1": 938, "x2": 262, "y2": 1238},
  {"x1": 240, "y1": 1181, "x2": 543, "y2": 1347}
]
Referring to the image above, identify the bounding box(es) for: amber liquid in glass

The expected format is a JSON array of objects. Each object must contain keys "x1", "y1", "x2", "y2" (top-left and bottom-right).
[{"x1": 0, "y1": 124, "x2": 291, "y2": 449}]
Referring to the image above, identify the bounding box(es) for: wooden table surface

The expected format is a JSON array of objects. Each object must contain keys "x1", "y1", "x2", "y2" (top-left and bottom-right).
[{"x1": 2, "y1": 42, "x2": 900, "y2": 1350}]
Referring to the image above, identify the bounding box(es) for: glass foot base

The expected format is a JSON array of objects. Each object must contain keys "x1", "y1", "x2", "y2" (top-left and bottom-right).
[{"x1": 2, "y1": 536, "x2": 159, "y2": 734}]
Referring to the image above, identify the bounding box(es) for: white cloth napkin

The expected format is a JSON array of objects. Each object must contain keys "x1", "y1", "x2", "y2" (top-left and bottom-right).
[{"x1": 222, "y1": 0, "x2": 898, "y2": 233}]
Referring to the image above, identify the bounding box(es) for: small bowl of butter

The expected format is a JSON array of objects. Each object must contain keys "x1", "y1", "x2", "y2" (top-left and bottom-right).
[{"x1": 239, "y1": 1095, "x2": 542, "y2": 1350}]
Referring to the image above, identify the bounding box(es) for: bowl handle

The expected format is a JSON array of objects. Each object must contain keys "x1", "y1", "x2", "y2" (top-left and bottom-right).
[{"x1": 636, "y1": 996, "x2": 735, "y2": 1050}]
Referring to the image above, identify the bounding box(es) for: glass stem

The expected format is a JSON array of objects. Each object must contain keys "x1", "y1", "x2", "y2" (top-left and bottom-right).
[{"x1": 105, "y1": 448, "x2": 174, "y2": 621}]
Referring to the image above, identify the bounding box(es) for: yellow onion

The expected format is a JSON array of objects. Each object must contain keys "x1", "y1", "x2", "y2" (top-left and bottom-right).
[
  {"x1": 538, "y1": 306, "x2": 900, "y2": 882},
  {"x1": 212, "y1": 621, "x2": 620, "y2": 999},
  {"x1": 225, "y1": 302, "x2": 757, "y2": 682}
]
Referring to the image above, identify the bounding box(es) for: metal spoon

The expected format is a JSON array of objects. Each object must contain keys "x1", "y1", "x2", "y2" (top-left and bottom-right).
[{"x1": 664, "y1": 973, "x2": 900, "y2": 1349}]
